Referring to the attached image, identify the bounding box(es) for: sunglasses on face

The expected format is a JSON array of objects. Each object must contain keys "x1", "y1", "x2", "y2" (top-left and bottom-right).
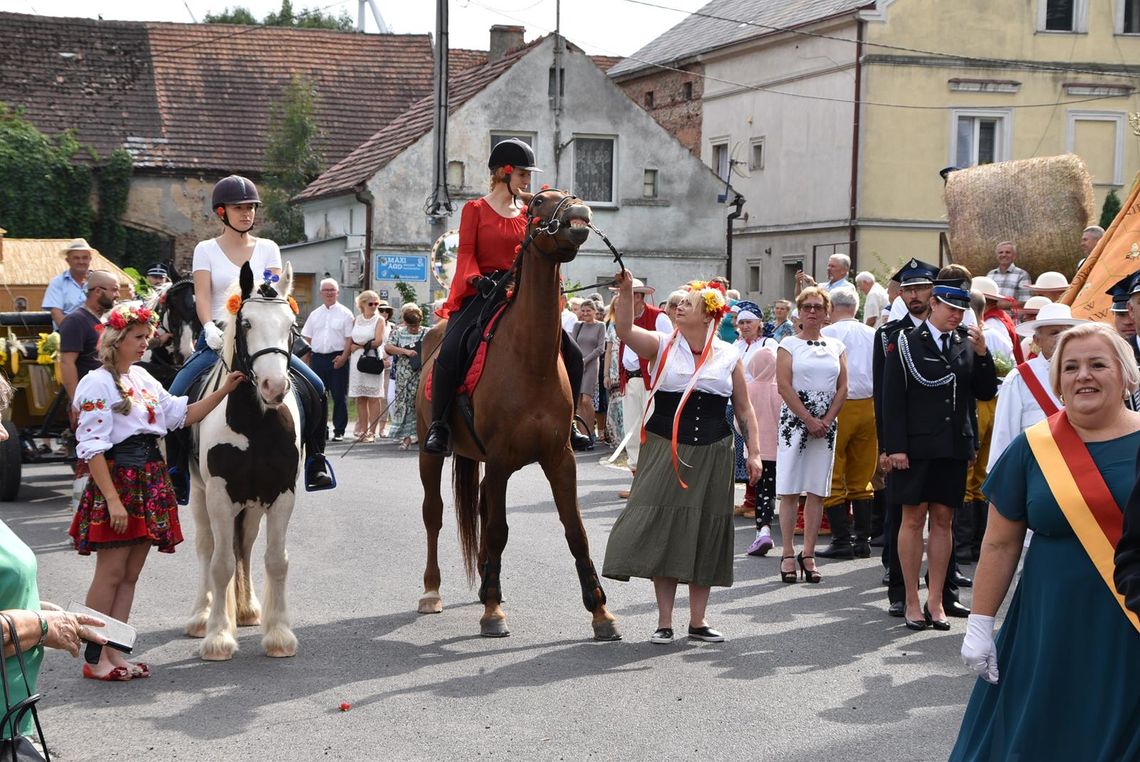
[
  {"x1": 800, "y1": 303, "x2": 826, "y2": 312},
  {"x1": 367, "y1": 302, "x2": 379, "y2": 306}
]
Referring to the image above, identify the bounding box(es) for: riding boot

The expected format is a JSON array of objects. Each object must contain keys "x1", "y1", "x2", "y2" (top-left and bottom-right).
[
  {"x1": 295, "y1": 371, "x2": 334, "y2": 490},
  {"x1": 816, "y1": 502, "x2": 855, "y2": 559},
  {"x1": 165, "y1": 427, "x2": 191, "y2": 505},
  {"x1": 954, "y1": 500, "x2": 975, "y2": 564},
  {"x1": 851, "y1": 499, "x2": 873, "y2": 558},
  {"x1": 561, "y1": 331, "x2": 592, "y2": 451}
]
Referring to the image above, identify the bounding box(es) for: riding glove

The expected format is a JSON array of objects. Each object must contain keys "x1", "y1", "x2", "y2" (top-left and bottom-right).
[
  {"x1": 203, "y1": 321, "x2": 225, "y2": 351},
  {"x1": 960, "y1": 614, "x2": 999, "y2": 684},
  {"x1": 472, "y1": 276, "x2": 497, "y2": 299}
]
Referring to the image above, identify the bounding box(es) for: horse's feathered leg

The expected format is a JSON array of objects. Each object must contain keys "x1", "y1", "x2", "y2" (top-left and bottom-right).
[
  {"x1": 184, "y1": 471, "x2": 212, "y2": 638},
  {"x1": 200, "y1": 480, "x2": 240, "y2": 661},
  {"x1": 418, "y1": 451, "x2": 445, "y2": 614},
  {"x1": 540, "y1": 448, "x2": 621, "y2": 641},
  {"x1": 261, "y1": 497, "x2": 297, "y2": 658},
  {"x1": 234, "y1": 508, "x2": 262, "y2": 627},
  {"x1": 478, "y1": 464, "x2": 511, "y2": 638}
]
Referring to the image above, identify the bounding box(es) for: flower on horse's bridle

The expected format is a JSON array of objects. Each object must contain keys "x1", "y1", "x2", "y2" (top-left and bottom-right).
[
  {"x1": 106, "y1": 304, "x2": 157, "y2": 331},
  {"x1": 226, "y1": 294, "x2": 243, "y2": 316},
  {"x1": 257, "y1": 269, "x2": 282, "y2": 299}
]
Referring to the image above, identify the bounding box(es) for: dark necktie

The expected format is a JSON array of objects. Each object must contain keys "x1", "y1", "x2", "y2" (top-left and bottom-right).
[{"x1": 941, "y1": 334, "x2": 950, "y2": 356}]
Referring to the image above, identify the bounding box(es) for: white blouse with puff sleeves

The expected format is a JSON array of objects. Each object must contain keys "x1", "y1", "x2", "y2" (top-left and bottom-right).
[{"x1": 73, "y1": 367, "x2": 189, "y2": 462}]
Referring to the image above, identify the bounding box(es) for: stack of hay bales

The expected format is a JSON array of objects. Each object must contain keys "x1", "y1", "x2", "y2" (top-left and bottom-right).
[{"x1": 944, "y1": 155, "x2": 1095, "y2": 279}]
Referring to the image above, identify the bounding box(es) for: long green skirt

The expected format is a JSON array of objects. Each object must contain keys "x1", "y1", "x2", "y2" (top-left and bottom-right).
[{"x1": 602, "y1": 432, "x2": 735, "y2": 588}]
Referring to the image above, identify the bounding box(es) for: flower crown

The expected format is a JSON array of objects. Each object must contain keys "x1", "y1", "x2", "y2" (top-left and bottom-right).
[
  {"x1": 686, "y1": 280, "x2": 730, "y2": 319},
  {"x1": 105, "y1": 304, "x2": 157, "y2": 331}
]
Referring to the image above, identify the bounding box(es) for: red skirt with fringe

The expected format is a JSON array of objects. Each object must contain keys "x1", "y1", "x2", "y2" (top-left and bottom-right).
[{"x1": 69, "y1": 459, "x2": 183, "y2": 555}]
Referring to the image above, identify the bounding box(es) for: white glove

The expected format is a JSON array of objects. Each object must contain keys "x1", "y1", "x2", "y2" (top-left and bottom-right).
[
  {"x1": 961, "y1": 614, "x2": 999, "y2": 684},
  {"x1": 203, "y1": 321, "x2": 225, "y2": 351}
]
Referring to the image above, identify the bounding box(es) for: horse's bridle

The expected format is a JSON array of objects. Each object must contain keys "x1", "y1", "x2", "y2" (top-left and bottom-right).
[{"x1": 231, "y1": 296, "x2": 294, "y2": 386}]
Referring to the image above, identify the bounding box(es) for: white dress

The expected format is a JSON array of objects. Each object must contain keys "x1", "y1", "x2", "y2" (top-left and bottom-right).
[
  {"x1": 347, "y1": 314, "x2": 384, "y2": 398},
  {"x1": 775, "y1": 335, "x2": 845, "y2": 497}
]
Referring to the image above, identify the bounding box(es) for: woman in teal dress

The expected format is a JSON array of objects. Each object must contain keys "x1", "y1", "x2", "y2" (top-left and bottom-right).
[{"x1": 950, "y1": 323, "x2": 1140, "y2": 761}]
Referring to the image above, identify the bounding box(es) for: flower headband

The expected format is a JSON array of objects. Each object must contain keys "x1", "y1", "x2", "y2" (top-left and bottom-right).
[
  {"x1": 105, "y1": 304, "x2": 157, "y2": 331},
  {"x1": 686, "y1": 280, "x2": 730, "y2": 319}
]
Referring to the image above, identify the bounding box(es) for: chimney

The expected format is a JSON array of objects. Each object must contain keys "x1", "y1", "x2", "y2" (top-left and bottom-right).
[{"x1": 489, "y1": 25, "x2": 525, "y2": 63}]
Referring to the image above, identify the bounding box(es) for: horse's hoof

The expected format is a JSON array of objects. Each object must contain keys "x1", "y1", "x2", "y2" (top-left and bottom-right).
[
  {"x1": 200, "y1": 632, "x2": 238, "y2": 661},
  {"x1": 417, "y1": 592, "x2": 443, "y2": 614},
  {"x1": 184, "y1": 613, "x2": 209, "y2": 639},
  {"x1": 479, "y1": 617, "x2": 510, "y2": 638},
  {"x1": 592, "y1": 620, "x2": 622, "y2": 642},
  {"x1": 263, "y1": 627, "x2": 298, "y2": 658}
]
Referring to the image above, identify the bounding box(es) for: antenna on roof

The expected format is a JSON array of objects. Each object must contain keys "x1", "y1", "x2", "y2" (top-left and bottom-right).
[{"x1": 357, "y1": 0, "x2": 390, "y2": 33}]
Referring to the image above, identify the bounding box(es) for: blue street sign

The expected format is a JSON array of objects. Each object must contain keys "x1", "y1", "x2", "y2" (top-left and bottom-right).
[{"x1": 375, "y1": 253, "x2": 428, "y2": 282}]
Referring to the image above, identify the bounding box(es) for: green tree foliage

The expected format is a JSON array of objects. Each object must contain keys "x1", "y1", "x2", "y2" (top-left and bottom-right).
[
  {"x1": 394, "y1": 281, "x2": 418, "y2": 307},
  {"x1": 92, "y1": 148, "x2": 133, "y2": 265},
  {"x1": 205, "y1": 0, "x2": 353, "y2": 30},
  {"x1": 261, "y1": 75, "x2": 323, "y2": 244},
  {"x1": 1100, "y1": 189, "x2": 1122, "y2": 230}
]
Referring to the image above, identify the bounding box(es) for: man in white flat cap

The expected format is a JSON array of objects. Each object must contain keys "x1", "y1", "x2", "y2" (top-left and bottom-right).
[{"x1": 44, "y1": 238, "x2": 95, "y2": 328}]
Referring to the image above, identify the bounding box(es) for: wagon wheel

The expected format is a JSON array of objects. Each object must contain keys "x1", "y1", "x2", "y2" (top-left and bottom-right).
[{"x1": 0, "y1": 421, "x2": 21, "y2": 501}]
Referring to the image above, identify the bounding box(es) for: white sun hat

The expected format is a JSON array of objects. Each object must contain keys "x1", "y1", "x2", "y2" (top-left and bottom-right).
[{"x1": 1015, "y1": 301, "x2": 1087, "y2": 337}]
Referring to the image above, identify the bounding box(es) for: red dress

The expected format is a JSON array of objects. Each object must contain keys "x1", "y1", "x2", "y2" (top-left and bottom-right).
[{"x1": 437, "y1": 198, "x2": 527, "y2": 319}]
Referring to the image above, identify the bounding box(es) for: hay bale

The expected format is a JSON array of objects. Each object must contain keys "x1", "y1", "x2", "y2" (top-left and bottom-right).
[{"x1": 944, "y1": 155, "x2": 1095, "y2": 279}]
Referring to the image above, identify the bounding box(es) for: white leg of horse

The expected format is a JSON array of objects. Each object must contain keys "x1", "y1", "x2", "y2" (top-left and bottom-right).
[
  {"x1": 260, "y1": 495, "x2": 297, "y2": 658},
  {"x1": 184, "y1": 473, "x2": 213, "y2": 638},
  {"x1": 235, "y1": 508, "x2": 263, "y2": 627},
  {"x1": 200, "y1": 484, "x2": 240, "y2": 661}
]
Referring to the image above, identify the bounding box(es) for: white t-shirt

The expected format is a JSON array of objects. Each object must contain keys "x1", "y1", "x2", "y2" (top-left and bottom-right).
[
  {"x1": 862, "y1": 283, "x2": 889, "y2": 325},
  {"x1": 192, "y1": 238, "x2": 283, "y2": 323},
  {"x1": 821, "y1": 318, "x2": 874, "y2": 398}
]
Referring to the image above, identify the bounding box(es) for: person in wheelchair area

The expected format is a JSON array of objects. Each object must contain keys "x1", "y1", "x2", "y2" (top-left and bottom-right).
[
  {"x1": 423, "y1": 138, "x2": 591, "y2": 456},
  {"x1": 166, "y1": 175, "x2": 333, "y2": 495}
]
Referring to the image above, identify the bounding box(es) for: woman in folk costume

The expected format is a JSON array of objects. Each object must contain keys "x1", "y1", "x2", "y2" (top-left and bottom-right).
[
  {"x1": 603, "y1": 272, "x2": 763, "y2": 645},
  {"x1": 952, "y1": 323, "x2": 1140, "y2": 761},
  {"x1": 70, "y1": 304, "x2": 243, "y2": 680}
]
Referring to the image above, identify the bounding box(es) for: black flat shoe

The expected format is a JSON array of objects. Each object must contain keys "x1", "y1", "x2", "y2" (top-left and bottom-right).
[
  {"x1": 888, "y1": 601, "x2": 905, "y2": 618},
  {"x1": 852, "y1": 541, "x2": 872, "y2": 558},
  {"x1": 953, "y1": 570, "x2": 973, "y2": 588},
  {"x1": 687, "y1": 625, "x2": 725, "y2": 643},
  {"x1": 570, "y1": 428, "x2": 593, "y2": 451},
  {"x1": 816, "y1": 540, "x2": 855, "y2": 560},
  {"x1": 650, "y1": 627, "x2": 674, "y2": 644},
  {"x1": 924, "y1": 604, "x2": 951, "y2": 631},
  {"x1": 944, "y1": 600, "x2": 971, "y2": 618}
]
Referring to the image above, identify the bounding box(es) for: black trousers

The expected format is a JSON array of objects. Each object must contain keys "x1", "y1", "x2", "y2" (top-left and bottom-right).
[
  {"x1": 431, "y1": 292, "x2": 582, "y2": 422},
  {"x1": 884, "y1": 485, "x2": 961, "y2": 606}
]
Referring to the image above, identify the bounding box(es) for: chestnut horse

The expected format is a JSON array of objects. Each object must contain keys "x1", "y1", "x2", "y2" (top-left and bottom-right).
[{"x1": 416, "y1": 189, "x2": 620, "y2": 641}]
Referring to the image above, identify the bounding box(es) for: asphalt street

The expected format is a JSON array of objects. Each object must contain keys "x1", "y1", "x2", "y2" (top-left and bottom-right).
[{"x1": 3, "y1": 441, "x2": 980, "y2": 761}]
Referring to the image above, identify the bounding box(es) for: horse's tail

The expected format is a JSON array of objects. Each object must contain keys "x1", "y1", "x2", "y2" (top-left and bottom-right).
[
  {"x1": 232, "y1": 508, "x2": 252, "y2": 616},
  {"x1": 452, "y1": 455, "x2": 482, "y2": 584}
]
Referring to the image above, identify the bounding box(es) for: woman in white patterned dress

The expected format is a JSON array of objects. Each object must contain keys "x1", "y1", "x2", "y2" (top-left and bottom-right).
[{"x1": 348, "y1": 290, "x2": 387, "y2": 442}]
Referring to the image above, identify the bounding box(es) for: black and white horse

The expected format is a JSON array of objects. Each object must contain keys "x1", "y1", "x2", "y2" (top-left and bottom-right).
[
  {"x1": 184, "y1": 263, "x2": 302, "y2": 660},
  {"x1": 138, "y1": 280, "x2": 201, "y2": 389}
]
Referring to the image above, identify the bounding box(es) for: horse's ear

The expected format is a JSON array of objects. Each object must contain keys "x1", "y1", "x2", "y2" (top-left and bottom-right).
[
  {"x1": 280, "y1": 262, "x2": 294, "y2": 297},
  {"x1": 239, "y1": 262, "x2": 254, "y2": 300}
]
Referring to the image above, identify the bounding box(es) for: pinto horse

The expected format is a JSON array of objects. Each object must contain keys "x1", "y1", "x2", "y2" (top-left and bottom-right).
[
  {"x1": 184, "y1": 263, "x2": 302, "y2": 660},
  {"x1": 138, "y1": 279, "x2": 201, "y2": 389},
  {"x1": 416, "y1": 189, "x2": 620, "y2": 641}
]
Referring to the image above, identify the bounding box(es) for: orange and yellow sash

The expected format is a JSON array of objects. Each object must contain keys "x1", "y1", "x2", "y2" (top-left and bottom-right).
[{"x1": 1024, "y1": 412, "x2": 1140, "y2": 633}]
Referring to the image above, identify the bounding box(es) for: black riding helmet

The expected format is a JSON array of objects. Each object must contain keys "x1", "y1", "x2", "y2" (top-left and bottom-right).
[
  {"x1": 488, "y1": 138, "x2": 542, "y2": 173},
  {"x1": 212, "y1": 175, "x2": 261, "y2": 234}
]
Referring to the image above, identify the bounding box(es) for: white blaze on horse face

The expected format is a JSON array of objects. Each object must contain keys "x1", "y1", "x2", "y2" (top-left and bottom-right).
[{"x1": 243, "y1": 300, "x2": 294, "y2": 407}]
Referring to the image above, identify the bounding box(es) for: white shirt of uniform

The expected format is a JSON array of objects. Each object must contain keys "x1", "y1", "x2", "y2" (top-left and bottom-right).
[
  {"x1": 987, "y1": 355, "x2": 1060, "y2": 471},
  {"x1": 561, "y1": 310, "x2": 578, "y2": 333},
  {"x1": 651, "y1": 334, "x2": 740, "y2": 396},
  {"x1": 73, "y1": 366, "x2": 189, "y2": 462},
  {"x1": 302, "y1": 302, "x2": 355, "y2": 354},
  {"x1": 822, "y1": 318, "x2": 874, "y2": 399},
  {"x1": 192, "y1": 238, "x2": 283, "y2": 323},
  {"x1": 862, "y1": 283, "x2": 889, "y2": 326},
  {"x1": 622, "y1": 310, "x2": 673, "y2": 371}
]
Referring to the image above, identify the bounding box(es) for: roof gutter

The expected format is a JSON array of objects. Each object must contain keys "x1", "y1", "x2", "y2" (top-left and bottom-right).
[
  {"x1": 848, "y1": 16, "x2": 864, "y2": 270},
  {"x1": 354, "y1": 185, "x2": 374, "y2": 289}
]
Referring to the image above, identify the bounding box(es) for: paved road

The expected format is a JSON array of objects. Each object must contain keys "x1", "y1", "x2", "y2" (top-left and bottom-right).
[{"x1": 5, "y1": 441, "x2": 976, "y2": 761}]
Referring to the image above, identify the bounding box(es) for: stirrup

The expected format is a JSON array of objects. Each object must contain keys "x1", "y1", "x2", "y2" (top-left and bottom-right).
[{"x1": 304, "y1": 454, "x2": 336, "y2": 492}]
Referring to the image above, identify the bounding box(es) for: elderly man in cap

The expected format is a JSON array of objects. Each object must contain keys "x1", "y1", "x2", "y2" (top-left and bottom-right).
[
  {"x1": 614, "y1": 276, "x2": 671, "y2": 498},
  {"x1": 43, "y1": 238, "x2": 94, "y2": 328},
  {"x1": 882, "y1": 270, "x2": 997, "y2": 630}
]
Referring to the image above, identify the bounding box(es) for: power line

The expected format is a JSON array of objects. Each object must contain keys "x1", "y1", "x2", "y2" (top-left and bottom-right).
[{"x1": 621, "y1": 0, "x2": 1140, "y2": 82}]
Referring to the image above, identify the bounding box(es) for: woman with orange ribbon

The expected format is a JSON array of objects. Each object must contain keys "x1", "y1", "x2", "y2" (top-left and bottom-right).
[
  {"x1": 602, "y1": 271, "x2": 763, "y2": 645},
  {"x1": 952, "y1": 322, "x2": 1140, "y2": 761}
]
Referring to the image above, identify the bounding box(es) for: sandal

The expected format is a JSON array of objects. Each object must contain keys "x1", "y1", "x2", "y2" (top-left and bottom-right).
[
  {"x1": 780, "y1": 556, "x2": 798, "y2": 584},
  {"x1": 399, "y1": 440, "x2": 411, "y2": 451},
  {"x1": 797, "y1": 552, "x2": 822, "y2": 584},
  {"x1": 129, "y1": 662, "x2": 151, "y2": 679},
  {"x1": 83, "y1": 663, "x2": 132, "y2": 682}
]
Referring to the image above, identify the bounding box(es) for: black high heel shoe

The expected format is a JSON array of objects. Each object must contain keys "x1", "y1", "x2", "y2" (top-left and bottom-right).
[
  {"x1": 924, "y1": 603, "x2": 951, "y2": 631},
  {"x1": 779, "y1": 556, "x2": 798, "y2": 584},
  {"x1": 797, "y1": 552, "x2": 821, "y2": 584}
]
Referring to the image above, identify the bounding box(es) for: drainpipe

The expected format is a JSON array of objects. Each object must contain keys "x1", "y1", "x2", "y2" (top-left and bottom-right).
[
  {"x1": 848, "y1": 17, "x2": 864, "y2": 269},
  {"x1": 726, "y1": 193, "x2": 745, "y2": 282},
  {"x1": 354, "y1": 186, "x2": 374, "y2": 290}
]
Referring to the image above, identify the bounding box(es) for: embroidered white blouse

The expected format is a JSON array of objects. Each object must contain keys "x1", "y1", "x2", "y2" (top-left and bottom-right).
[
  {"x1": 72, "y1": 366, "x2": 189, "y2": 462},
  {"x1": 650, "y1": 333, "x2": 741, "y2": 397}
]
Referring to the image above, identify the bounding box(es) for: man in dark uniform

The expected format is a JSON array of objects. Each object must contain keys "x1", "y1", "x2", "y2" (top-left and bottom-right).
[
  {"x1": 873, "y1": 260, "x2": 971, "y2": 619},
  {"x1": 881, "y1": 275, "x2": 998, "y2": 630},
  {"x1": 1108, "y1": 271, "x2": 1140, "y2": 408}
]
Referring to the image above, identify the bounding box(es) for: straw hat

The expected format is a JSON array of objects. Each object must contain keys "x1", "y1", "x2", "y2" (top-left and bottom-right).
[
  {"x1": 970, "y1": 276, "x2": 1017, "y2": 307},
  {"x1": 1019, "y1": 295, "x2": 1052, "y2": 317},
  {"x1": 60, "y1": 238, "x2": 94, "y2": 257},
  {"x1": 608, "y1": 276, "x2": 655, "y2": 295},
  {"x1": 375, "y1": 300, "x2": 395, "y2": 316},
  {"x1": 1015, "y1": 302, "x2": 1086, "y2": 337},
  {"x1": 1027, "y1": 271, "x2": 1069, "y2": 294}
]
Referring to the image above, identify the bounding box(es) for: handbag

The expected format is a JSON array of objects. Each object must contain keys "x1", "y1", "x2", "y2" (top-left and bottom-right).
[
  {"x1": 0, "y1": 613, "x2": 49, "y2": 761},
  {"x1": 355, "y1": 339, "x2": 383, "y2": 375},
  {"x1": 407, "y1": 338, "x2": 423, "y2": 372}
]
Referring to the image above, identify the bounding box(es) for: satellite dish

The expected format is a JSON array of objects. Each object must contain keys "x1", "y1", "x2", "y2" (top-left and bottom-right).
[{"x1": 430, "y1": 229, "x2": 460, "y2": 291}]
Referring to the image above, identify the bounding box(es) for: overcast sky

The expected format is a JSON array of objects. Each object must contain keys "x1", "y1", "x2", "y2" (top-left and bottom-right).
[{"x1": 0, "y1": 0, "x2": 708, "y2": 56}]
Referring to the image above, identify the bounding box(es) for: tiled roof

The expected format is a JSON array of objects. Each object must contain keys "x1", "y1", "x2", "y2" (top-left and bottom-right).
[
  {"x1": 0, "y1": 237, "x2": 128, "y2": 286},
  {"x1": 0, "y1": 12, "x2": 440, "y2": 173},
  {"x1": 295, "y1": 37, "x2": 547, "y2": 203},
  {"x1": 590, "y1": 55, "x2": 622, "y2": 72},
  {"x1": 608, "y1": 0, "x2": 872, "y2": 77}
]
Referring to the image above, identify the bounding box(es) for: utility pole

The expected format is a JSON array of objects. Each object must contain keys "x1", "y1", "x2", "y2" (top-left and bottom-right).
[
  {"x1": 552, "y1": 0, "x2": 564, "y2": 186},
  {"x1": 425, "y1": 0, "x2": 452, "y2": 225}
]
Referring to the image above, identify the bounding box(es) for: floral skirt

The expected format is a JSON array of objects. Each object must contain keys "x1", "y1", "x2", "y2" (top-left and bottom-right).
[{"x1": 69, "y1": 459, "x2": 183, "y2": 555}]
